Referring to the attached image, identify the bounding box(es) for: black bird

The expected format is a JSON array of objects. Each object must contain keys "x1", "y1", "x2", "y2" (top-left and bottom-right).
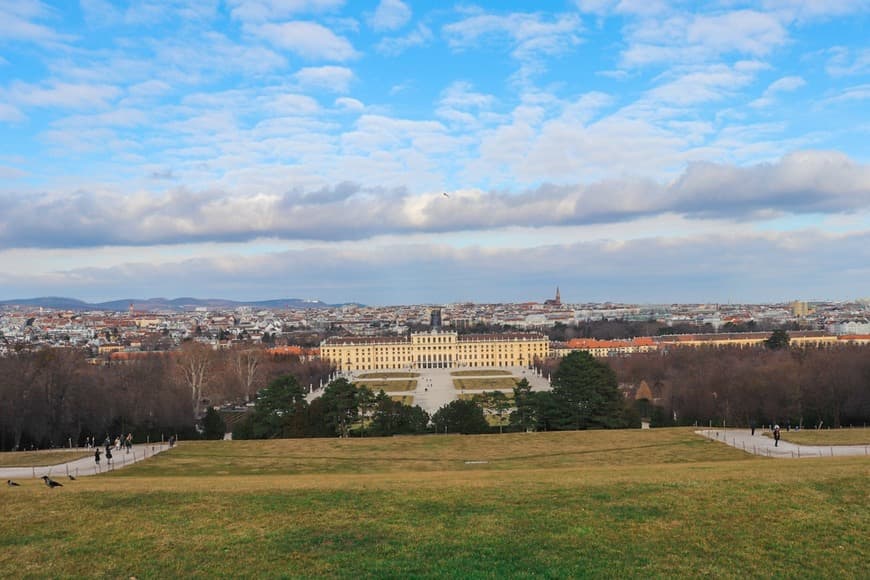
[
  {"x1": 41, "y1": 475, "x2": 63, "y2": 488},
  {"x1": 68, "y1": 475, "x2": 77, "y2": 481},
  {"x1": 7, "y1": 479, "x2": 20, "y2": 487}
]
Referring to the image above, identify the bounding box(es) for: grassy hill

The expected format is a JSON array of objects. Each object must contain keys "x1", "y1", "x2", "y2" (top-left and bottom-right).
[{"x1": 1, "y1": 429, "x2": 866, "y2": 577}]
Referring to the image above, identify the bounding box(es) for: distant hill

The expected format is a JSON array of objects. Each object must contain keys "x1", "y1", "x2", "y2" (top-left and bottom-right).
[{"x1": 0, "y1": 296, "x2": 351, "y2": 312}]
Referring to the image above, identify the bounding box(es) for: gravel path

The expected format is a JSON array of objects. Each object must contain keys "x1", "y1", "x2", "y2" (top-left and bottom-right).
[
  {"x1": 0, "y1": 443, "x2": 171, "y2": 480},
  {"x1": 697, "y1": 429, "x2": 870, "y2": 458}
]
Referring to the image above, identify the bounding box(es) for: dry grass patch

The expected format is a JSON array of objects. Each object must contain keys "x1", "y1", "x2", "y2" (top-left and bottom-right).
[
  {"x1": 454, "y1": 378, "x2": 519, "y2": 390},
  {"x1": 354, "y1": 379, "x2": 416, "y2": 392},
  {"x1": 0, "y1": 430, "x2": 866, "y2": 578},
  {"x1": 451, "y1": 370, "x2": 512, "y2": 376},
  {"x1": 0, "y1": 450, "x2": 91, "y2": 467},
  {"x1": 390, "y1": 395, "x2": 414, "y2": 405},
  {"x1": 357, "y1": 372, "x2": 419, "y2": 379},
  {"x1": 773, "y1": 428, "x2": 870, "y2": 446}
]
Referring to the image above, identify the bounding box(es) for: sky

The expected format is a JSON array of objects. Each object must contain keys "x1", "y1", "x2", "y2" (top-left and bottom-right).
[{"x1": 0, "y1": 0, "x2": 869, "y2": 306}]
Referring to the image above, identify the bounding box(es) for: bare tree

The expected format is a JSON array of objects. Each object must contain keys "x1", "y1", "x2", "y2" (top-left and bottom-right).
[
  {"x1": 232, "y1": 347, "x2": 264, "y2": 402},
  {"x1": 175, "y1": 342, "x2": 214, "y2": 417}
]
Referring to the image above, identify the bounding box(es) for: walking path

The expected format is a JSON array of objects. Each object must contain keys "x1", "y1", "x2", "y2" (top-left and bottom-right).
[
  {"x1": 697, "y1": 429, "x2": 870, "y2": 458},
  {"x1": 0, "y1": 443, "x2": 171, "y2": 480}
]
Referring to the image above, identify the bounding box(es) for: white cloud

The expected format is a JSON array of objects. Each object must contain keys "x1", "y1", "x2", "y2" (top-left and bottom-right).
[
  {"x1": 334, "y1": 97, "x2": 364, "y2": 111},
  {"x1": 294, "y1": 65, "x2": 354, "y2": 92},
  {"x1": 252, "y1": 21, "x2": 358, "y2": 61},
  {"x1": 2, "y1": 80, "x2": 121, "y2": 109},
  {"x1": 621, "y1": 10, "x2": 788, "y2": 68},
  {"x1": 2, "y1": 151, "x2": 866, "y2": 248},
  {"x1": 376, "y1": 23, "x2": 433, "y2": 56},
  {"x1": 645, "y1": 62, "x2": 765, "y2": 106},
  {"x1": 226, "y1": 0, "x2": 344, "y2": 23},
  {"x1": 368, "y1": 0, "x2": 411, "y2": 32},
  {"x1": 444, "y1": 11, "x2": 582, "y2": 62},
  {"x1": 0, "y1": 103, "x2": 26, "y2": 122},
  {"x1": 826, "y1": 46, "x2": 870, "y2": 77},
  {"x1": 766, "y1": 75, "x2": 806, "y2": 93},
  {"x1": 0, "y1": 1, "x2": 71, "y2": 45},
  {"x1": 749, "y1": 75, "x2": 805, "y2": 108},
  {"x1": 436, "y1": 81, "x2": 495, "y2": 125}
]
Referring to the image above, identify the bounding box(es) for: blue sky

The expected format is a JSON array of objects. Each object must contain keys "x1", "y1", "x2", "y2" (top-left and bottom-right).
[{"x1": 1, "y1": 0, "x2": 868, "y2": 305}]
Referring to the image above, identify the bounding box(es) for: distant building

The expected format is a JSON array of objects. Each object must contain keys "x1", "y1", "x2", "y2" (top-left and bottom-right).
[
  {"x1": 429, "y1": 307, "x2": 442, "y2": 328},
  {"x1": 321, "y1": 330, "x2": 549, "y2": 371},
  {"x1": 544, "y1": 287, "x2": 561, "y2": 307},
  {"x1": 790, "y1": 300, "x2": 810, "y2": 317}
]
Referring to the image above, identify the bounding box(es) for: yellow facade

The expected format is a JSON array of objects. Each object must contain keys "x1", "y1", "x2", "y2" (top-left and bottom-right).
[{"x1": 320, "y1": 331, "x2": 549, "y2": 372}]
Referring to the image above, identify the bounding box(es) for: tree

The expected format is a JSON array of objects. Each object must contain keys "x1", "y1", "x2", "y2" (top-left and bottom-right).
[
  {"x1": 355, "y1": 385, "x2": 376, "y2": 437},
  {"x1": 369, "y1": 390, "x2": 430, "y2": 436},
  {"x1": 431, "y1": 399, "x2": 489, "y2": 434},
  {"x1": 479, "y1": 390, "x2": 511, "y2": 434},
  {"x1": 510, "y1": 378, "x2": 536, "y2": 432},
  {"x1": 232, "y1": 347, "x2": 264, "y2": 402},
  {"x1": 176, "y1": 342, "x2": 214, "y2": 418},
  {"x1": 549, "y1": 351, "x2": 624, "y2": 430},
  {"x1": 320, "y1": 378, "x2": 359, "y2": 437},
  {"x1": 765, "y1": 330, "x2": 790, "y2": 350},
  {"x1": 241, "y1": 374, "x2": 309, "y2": 439},
  {"x1": 202, "y1": 407, "x2": 226, "y2": 440}
]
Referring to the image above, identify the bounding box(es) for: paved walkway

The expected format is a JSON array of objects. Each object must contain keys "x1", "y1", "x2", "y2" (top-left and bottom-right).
[
  {"x1": 0, "y1": 443, "x2": 171, "y2": 480},
  {"x1": 697, "y1": 429, "x2": 870, "y2": 458}
]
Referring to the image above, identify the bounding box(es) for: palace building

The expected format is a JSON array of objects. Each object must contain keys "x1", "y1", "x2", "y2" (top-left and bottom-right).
[{"x1": 320, "y1": 330, "x2": 550, "y2": 372}]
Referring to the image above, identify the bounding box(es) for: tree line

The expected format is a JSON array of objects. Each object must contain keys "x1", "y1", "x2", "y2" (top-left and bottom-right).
[
  {"x1": 236, "y1": 351, "x2": 635, "y2": 438},
  {"x1": 609, "y1": 344, "x2": 870, "y2": 428},
  {"x1": 0, "y1": 343, "x2": 332, "y2": 451}
]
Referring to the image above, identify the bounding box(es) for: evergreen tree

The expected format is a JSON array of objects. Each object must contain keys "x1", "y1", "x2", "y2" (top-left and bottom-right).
[
  {"x1": 549, "y1": 351, "x2": 624, "y2": 430},
  {"x1": 431, "y1": 399, "x2": 489, "y2": 434},
  {"x1": 201, "y1": 407, "x2": 226, "y2": 440}
]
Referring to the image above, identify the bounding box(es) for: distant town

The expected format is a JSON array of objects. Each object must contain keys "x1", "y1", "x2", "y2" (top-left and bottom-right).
[{"x1": 2, "y1": 290, "x2": 868, "y2": 360}]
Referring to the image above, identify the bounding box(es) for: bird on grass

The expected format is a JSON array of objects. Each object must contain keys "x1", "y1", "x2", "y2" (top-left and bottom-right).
[
  {"x1": 7, "y1": 479, "x2": 20, "y2": 487},
  {"x1": 41, "y1": 475, "x2": 63, "y2": 488},
  {"x1": 68, "y1": 475, "x2": 77, "y2": 481}
]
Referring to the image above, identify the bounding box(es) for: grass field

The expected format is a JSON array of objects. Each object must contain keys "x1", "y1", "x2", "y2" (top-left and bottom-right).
[
  {"x1": 390, "y1": 395, "x2": 414, "y2": 405},
  {"x1": 451, "y1": 369, "x2": 512, "y2": 376},
  {"x1": 1, "y1": 429, "x2": 867, "y2": 578},
  {"x1": 769, "y1": 428, "x2": 870, "y2": 446},
  {"x1": 454, "y1": 377, "x2": 519, "y2": 390},
  {"x1": 458, "y1": 392, "x2": 515, "y2": 402},
  {"x1": 353, "y1": 379, "x2": 417, "y2": 392},
  {"x1": 0, "y1": 451, "x2": 91, "y2": 467},
  {"x1": 356, "y1": 372, "x2": 419, "y2": 379}
]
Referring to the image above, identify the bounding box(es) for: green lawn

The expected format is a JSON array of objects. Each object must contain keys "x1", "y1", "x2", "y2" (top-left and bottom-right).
[
  {"x1": 1, "y1": 429, "x2": 866, "y2": 578},
  {"x1": 451, "y1": 369, "x2": 512, "y2": 376},
  {"x1": 0, "y1": 450, "x2": 91, "y2": 467},
  {"x1": 454, "y1": 377, "x2": 519, "y2": 390}
]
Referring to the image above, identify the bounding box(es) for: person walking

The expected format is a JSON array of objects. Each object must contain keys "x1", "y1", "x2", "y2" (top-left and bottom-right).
[
  {"x1": 773, "y1": 424, "x2": 781, "y2": 447},
  {"x1": 94, "y1": 447, "x2": 102, "y2": 469}
]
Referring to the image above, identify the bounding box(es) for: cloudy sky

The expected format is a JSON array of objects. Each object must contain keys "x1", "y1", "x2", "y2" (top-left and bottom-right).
[{"x1": 1, "y1": 0, "x2": 868, "y2": 305}]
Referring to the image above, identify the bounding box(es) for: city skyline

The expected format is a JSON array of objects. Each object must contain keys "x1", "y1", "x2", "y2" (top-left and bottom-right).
[{"x1": 1, "y1": 1, "x2": 869, "y2": 305}]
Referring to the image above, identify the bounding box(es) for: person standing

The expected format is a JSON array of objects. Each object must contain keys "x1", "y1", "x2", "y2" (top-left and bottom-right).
[
  {"x1": 94, "y1": 447, "x2": 101, "y2": 469},
  {"x1": 773, "y1": 424, "x2": 781, "y2": 447}
]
